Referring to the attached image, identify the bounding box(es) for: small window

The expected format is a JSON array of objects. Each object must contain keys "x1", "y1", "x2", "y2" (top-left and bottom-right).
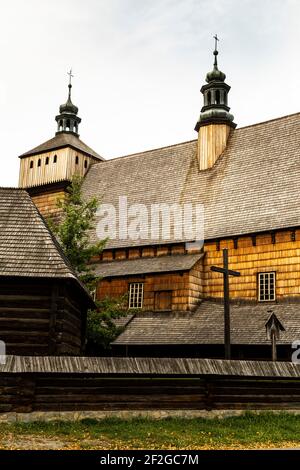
[
  {"x1": 129, "y1": 283, "x2": 144, "y2": 309},
  {"x1": 53, "y1": 154, "x2": 57, "y2": 163},
  {"x1": 29, "y1": 161, "x2": 33, "y2": 169},
  {"x1": 258, "y1": 272, "x2": 276, "y2": 302},
  {"x1": 75, "y1": 155, "x2": 79, "y2": 165},
  {"x1": 207, "y1": 90, "x2": 211, "y2": 105},
  {"x1": 45, "y1": 157, "x2": 49, "y2": 165},
  {"x1": 84, "y1": 160, "x2": 88, "y2": 169},
  {"x1": 37, "y1": 158, "x2": 41, "y2": 167}
]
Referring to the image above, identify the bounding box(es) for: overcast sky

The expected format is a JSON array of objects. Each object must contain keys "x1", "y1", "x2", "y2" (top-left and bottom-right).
[{"x1": 0, "y1": 0, "x2": 299, "y2": 186}]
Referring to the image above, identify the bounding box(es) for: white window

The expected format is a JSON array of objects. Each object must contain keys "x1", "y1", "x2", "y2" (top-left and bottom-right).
[
  {"x1": 129, "y1": 283, "x2": 144, "y2": 309},
  {"x1": 258, "y1": 272, "x2": 276, "y2": 302}
]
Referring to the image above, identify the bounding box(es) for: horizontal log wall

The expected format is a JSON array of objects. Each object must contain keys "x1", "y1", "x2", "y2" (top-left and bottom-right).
[
  {"x1": 2, "y1": 374, "x2": 300, "y2": 412},
  {"x1": 0, "y1": 279, "x2": 83, "y2": 356},
  {"x1": 203, "y1": 229, "x2": 300, "y2": 300}
]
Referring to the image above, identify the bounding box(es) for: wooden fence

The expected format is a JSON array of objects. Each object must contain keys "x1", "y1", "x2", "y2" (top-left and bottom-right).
[{"x1": 1, "y1": 356, "x2": 300, "y2": 412}]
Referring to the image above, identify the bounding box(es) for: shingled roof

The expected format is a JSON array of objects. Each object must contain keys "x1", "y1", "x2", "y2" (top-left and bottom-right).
[
  {"x1": 19, "y1": 132, "x2": 104, "y2": 160},
  {"x1": 82, "y1": 112, "x2": 300, "y2": 248},
  {"x1": 0, "y1": 188, "x2": 93, "y2": 303},
  {"x1": 113, "y1": 300, "x2": 300, "y2": 346},
  {"x1": 92, "y1": 253, "x2": 203, "y2": 278}
]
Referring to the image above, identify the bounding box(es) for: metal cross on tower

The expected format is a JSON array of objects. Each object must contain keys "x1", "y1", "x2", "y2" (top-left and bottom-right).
[
  {"x1": 210, "y1": 248, "x2": 240, "y2": 359},
  {"x1": 68, "y1": 68, "x2": 74, "y2": 86},
  {"x1": 213, "y1": 34, "x2": 219, "y2": 52}
]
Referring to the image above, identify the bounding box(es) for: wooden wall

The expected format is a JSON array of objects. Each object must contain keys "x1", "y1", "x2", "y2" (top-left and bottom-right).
[
  {"x1": 197, "y1": 123, "x2": 231, "y2": 170},
  {"x1": 96, "y1": 228, "x2": 300, "y2": 310},
  {"x1": 0, "y1": 278, "x2": 85, "y2": 356},
  {"x1": 188, "y1": 259, "x2": 203, "y2": 310},
  {"x1": 98, "y1": 271, "x2": 192, "y2": 311},
  {"x1": 2, "y1": 373, "x2": 300, "y2": 412},
  {"x1": 203, "y1": 229, "x2": 300, "y2": 300},
  {"x1": 19, "y1": 148, "x2": 96, "y2": 189},
  {"x1": 31, "y1": 189, "x2": 66, "y2": 216}
]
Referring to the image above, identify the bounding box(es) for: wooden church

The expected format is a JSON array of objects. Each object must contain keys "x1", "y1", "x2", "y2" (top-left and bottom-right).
[{"x1": 17, "y1": 44, "x2": 300, "y2": 360}]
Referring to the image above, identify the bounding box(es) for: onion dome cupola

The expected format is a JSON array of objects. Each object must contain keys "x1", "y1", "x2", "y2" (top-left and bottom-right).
[
  {"x1": 55, "y1": 69, "x2": 81, "y2": 137},
  {"x1": 195, "y1": 35, "x2": 236, "y2": 132}
]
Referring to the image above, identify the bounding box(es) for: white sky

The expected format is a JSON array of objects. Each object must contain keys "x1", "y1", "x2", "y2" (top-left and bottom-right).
[{"x1": 0, "y1": 0, "x2": 299, "y2": 186}]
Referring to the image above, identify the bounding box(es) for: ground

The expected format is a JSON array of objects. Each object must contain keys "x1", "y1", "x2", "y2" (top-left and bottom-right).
[{"x1": 1, "y1": 413, "x2": 300, "y2": 449}]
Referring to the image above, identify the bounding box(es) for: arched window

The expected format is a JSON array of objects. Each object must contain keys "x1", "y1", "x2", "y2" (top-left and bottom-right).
[
  {"x1": 59, "y1": 120, "x2": 63, "y2": 131},
  {"x1": 84, "y1": 160, "x2": 88, "y2": 169},
  {"x1": 45, "y1": 157, "x2": 49, "y2": 165},
  {"x1": 207, "y1": 91, "x2": 211, "y2": 105},
  {"x1": 215, "y1": 90, "x2": 220, "y2": 105},
  {"x1": 30, "y1": 161, "x2": 33, "y2": 169},
  {"x1": 66, "y1": 120, "x2": 70, "y2": 131},
  {"x1": 75, "y1": 155, "x2": 79, "y2": 165},
  {"x1": 37, "y1": 159, "x2": 41, "y2": 167},
  {"x1": 53, "y1": 154, "x2": 57, "y2": 163}
]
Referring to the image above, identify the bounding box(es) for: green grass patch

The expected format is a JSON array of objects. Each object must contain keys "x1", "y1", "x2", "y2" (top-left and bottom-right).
[{"x1": 1, "y1": 412, "x2": 300, "y2": 449}]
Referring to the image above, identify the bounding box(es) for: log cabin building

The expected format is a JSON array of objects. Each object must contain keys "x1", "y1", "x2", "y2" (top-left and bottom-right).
[
  {"x1": 0, "y1": 188, "x2": 94, "y2": 355},
  {"x1": 17, "y1": 45, "x2": 300, "y2": 360}
]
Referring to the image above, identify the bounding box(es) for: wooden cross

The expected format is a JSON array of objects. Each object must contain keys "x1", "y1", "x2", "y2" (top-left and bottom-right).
[
  {"x1": 211, "y1": 248, "x2": 240, "y2": 359},
  {"x1": 68, "y1": 68, "x2": 74, "y2": 86},
  {"x1": 265, "y1": 311, "x2": 285, "y2": 362},
  {"x1": 213, "y1": 34, "x2": 219, "y2": 51}
]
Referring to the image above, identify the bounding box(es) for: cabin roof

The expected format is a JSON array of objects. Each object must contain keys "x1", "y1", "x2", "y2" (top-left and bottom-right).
[
  {"x1": 82, "y1": 112, "x2": 300, "y2": 248},
  {"x1": 0, "y1": 188, "x2": 94, "y2": 304},
  {"x1": 19, "y1": 132, "x2": 104, "y2": 160},
  {"x1": 113, "y1": 300, "x2": 300, "y2": 346},
  {"x1": 92, "y1": 253, "x2": 203, "y2": 278}
]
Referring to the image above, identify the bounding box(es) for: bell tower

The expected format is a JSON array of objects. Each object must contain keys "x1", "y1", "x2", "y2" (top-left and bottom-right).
[
  {"x1": 18, "y1": 71, "x2": 104, "y2": 217},
  {"x1": 55, "y1": 69, "x2": 81, "y2": 136},
  {"x1": 195, "y1": 36, "x2": 236, "y2": 170}
]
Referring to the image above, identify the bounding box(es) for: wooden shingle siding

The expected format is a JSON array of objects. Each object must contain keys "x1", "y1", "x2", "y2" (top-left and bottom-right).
[
  {"x1": 204, "y1": 230, "x2": 300, "y2": 300},
  {"x1": 98, "y1": 272, "x2": 193, "y2": 311}
]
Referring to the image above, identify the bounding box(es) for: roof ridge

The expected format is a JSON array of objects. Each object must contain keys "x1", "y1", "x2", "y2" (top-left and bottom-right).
[
  {"x1": 236, "y1": 111, "x2": 300, "y2": 132},
  {"x1": 101, "y1": 138, "x2": 197, "y2": 164},
  {"x1": 0, "y1": 187, "x2": 23, "y2": 190}
]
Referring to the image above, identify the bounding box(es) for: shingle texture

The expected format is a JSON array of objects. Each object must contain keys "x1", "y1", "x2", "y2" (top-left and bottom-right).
[
  {"x1": 92, "y1": 253, "x2": 203, "y2": 278},
  {"x1": 113, "y1": 300, "x2": 300, "y2": 345},
  {"x1": 82, "y1": 113, "x2": 300, "y2": 248},
  {"x1": 19, "y1": 133, "x2": 104, "y2": 160},
  {"x1": 0, "y1": 188, "x2": 81, "y2": 279}
]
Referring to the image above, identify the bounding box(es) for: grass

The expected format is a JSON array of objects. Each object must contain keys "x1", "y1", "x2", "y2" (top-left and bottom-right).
[{"x1": 1, "y1": 412, "x2": 300, "y2": 449}]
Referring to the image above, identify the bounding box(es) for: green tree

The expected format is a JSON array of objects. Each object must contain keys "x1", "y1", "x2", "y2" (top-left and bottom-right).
[
  {"x1": 48, "y1": 174, "x2": 106, "y2": 275},
  {"x1": 48, "y1": 175, "x2": 130, "y2": 350}
]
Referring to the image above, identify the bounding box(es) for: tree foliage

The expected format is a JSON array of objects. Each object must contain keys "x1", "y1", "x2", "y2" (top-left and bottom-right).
[
  {"x1": 86, "y1": 294, "x2": 130, "y2": 349},
  {"x1": 49, "y1": 175, "x2": 130, "y2": 350},
  {"x1": 48, "y1": 174, "x2": 106, "y2": 274}
]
